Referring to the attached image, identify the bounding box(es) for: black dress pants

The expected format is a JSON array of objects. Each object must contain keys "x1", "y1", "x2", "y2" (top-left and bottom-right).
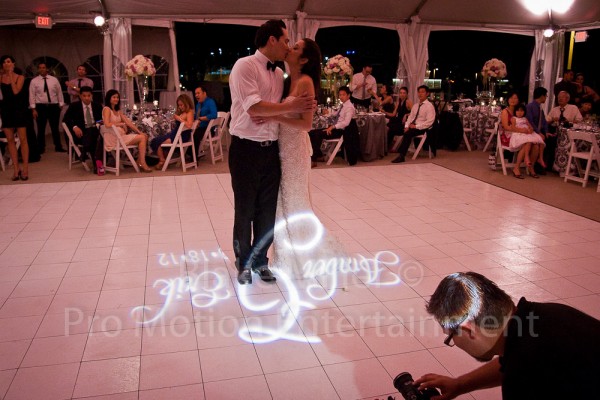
[
  {"x1": 397, "y1": 128, "x2": 427, "y2": 157},
  {"x1": 229, "y1": 136, "x2": 281, "y2": 272},
  {"x1": 35, "y1": 103, "x2": 62, "y2": 152},
  {"x1": 309, "y1": 128, "x2": 343, "y2": 160},
  {"x1": 73, "y1": 127, "x2": 103, "y2": 164}
]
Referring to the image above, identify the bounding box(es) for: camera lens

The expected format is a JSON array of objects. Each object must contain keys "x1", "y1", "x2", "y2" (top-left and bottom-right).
[{"x1": 393, "y1": 372, "x2": 421, "y2": 400}]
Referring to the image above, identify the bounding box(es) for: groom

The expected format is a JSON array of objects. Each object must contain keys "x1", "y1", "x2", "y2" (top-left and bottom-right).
[{"x1": 228, "y1": 19, "x2": 315, "y2": 285}]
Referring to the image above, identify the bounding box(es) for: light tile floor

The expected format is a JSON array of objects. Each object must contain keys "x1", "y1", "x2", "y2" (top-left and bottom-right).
[{"x1": 1, "y1": 164, "x2": 599, "y2": 400}]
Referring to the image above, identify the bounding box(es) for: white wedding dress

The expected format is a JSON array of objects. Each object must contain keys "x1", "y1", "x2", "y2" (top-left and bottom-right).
[{"x1": 271, "y1": 97, "x2": 348, "y2": 279}]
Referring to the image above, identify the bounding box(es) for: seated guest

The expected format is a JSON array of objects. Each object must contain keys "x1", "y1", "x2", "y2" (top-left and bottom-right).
[
  {"x1": 63, "y1": 86, "x2": 104, "y2": 174},
  {"x1": 508, "y1": 103, "x2": 545, "y2": 178},
  {"x1": 384, "y1": 86, "x2": 412, "y2": 149},
  {"x1": 100, "y1": 89, "x2": 152, "y2": 172},
  {"x1": 545, "y1": 91, "x2": 583, "y2": 172},
  {"x1": 375, "y1": 84, "x2": 394, "y2": 112},
  {"x1": 391, "y1": 85, "x2": 435, "y2": 163},
  {"x1": 309, "y1": 86, "x2": 355, "y2": 167},
  {"x1": 579, "y1": 98, "x2": 594, "y2": 119},
  {"x1": 573, "y1": 73, "x2": 599, "y2": 105},
  {"x1": 193, "y1": 85, "x2": 218, "y2": 147},
  {"x1": 526, "y1": 87, "x2": 549, "y2": 175},
  {"x1": 150, "y1": 94, "x2": 195, "y2": 170}
]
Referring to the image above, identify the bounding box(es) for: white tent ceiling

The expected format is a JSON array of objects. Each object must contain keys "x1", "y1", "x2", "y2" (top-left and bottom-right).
[
  {"x1": 1, "y1": 0, "x2": 599, "y2": 30},
  {"x1": 1, "y1": 0, "x2": 597, "y2": 107}
]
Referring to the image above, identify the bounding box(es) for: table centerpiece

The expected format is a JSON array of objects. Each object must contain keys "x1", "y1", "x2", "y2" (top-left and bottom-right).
[
  {"x1": 125, "y1": 54, "x2": 156, "y2": 110},
  {"x1": 323, "y1": 54, "x2": 353, "y2": 105}
]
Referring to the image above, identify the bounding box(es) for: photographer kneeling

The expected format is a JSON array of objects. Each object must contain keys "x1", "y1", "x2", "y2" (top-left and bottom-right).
[{"x1": 415, "y1": 272, "x2": 600, "y2": 399}]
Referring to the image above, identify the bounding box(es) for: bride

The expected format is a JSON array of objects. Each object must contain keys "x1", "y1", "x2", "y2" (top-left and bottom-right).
[{"x1": 264, "y1": 38, "x2": 348, "y2": 279}]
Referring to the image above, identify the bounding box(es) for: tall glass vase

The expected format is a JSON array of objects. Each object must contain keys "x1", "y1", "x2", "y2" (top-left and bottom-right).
[
  {"x1": 333, "y1": 77, "x2": 341, "y2": 105},
  {"x1": 136, "y1": 75, "x2": 149, "y2": 110},
  {"x1": 490, "y1": 79, "x2": 496, "y2": 98}
]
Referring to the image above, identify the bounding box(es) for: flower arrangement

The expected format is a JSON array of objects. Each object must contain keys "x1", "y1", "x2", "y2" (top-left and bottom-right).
[
  {"x1": 125, "y1": 55, "x2": 156, "y2": 79},
  {"x1": 481, "y1": 58, "x2": 507, "y2": 79},
  {"x1": 323, "y1": 54, "x2": 353, "y2": 78}
]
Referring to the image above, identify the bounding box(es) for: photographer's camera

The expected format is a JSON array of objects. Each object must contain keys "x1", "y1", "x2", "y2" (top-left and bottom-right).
[{"x1": 393, "y1": 372, "x2": 440, "y2": 400}]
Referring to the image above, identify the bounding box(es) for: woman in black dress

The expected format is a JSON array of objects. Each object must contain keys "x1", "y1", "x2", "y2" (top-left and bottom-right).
[
  {"x1": 1, "y1": 55, "x2": 29, "y2": 181},
  {"x1": 384, "y1": 86, "x2": 412, "y2": 149}
]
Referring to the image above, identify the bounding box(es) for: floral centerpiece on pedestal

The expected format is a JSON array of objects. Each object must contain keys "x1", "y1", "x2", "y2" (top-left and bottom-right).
[
  {"x1": 125, "y1": 55, "x2": 156, "y2": 109},
  {"x1": 323, "y1": 54, "x2": 353, "y2": 104},
  {"x1": 481, "y1": 58, "x2": 507, "y2": 98}
]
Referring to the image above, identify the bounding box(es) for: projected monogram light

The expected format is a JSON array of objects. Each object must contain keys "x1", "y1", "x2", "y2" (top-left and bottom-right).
[{"x1": 132, "y1": 213, "x2": 411, "y2": 344}]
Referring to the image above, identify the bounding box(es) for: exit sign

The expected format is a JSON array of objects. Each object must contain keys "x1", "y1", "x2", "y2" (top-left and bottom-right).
[
  {"x1": 35, "y1": 15, "x2": 53, "y2": 29},
  {"x1": 574, "y1": 31, "x2": 588, "y2": 42}
]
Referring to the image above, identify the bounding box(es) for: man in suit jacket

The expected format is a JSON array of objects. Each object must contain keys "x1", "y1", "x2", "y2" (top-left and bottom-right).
[{"x1": 63, "y1": 86, "x2": 103, "y2": 171}]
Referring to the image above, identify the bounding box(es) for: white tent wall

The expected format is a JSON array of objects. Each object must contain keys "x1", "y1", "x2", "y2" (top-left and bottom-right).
[{"x1": 0, "y1": 26, "x2": 103, "y2": 82}]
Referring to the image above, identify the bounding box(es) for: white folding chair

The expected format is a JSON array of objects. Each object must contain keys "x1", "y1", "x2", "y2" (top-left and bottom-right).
[
  {"x1": 463, "y1": 127, "x2": 472, "y2": 151},
  {"x1": 0, "y1": 130, "x2": 20, "y2": 172},
  {"x1": 218, "y1": 111, "x2": 231, "y2": 151},
  {"x1": 564, "y1": 130, "x2": 600, "y2": 189},
  {"x1": 494, "y1": 124, "x2": 518, "y2": 176},
  {"x1": 482, "y1": 118, "x2": 500, "y2": 152},
  {"x1": 198, "y1": 114, "x2": 226, "y2": 164},
  {"x1": 394, "y1": 131, "x2": 433, "y2": 160},
  {"x1": 161, "y1": 120, "x2": 199, "y2": 172},
  {"x1": 101, "y1": 126, "x2": 140, "y2": 176},
  {"x1": 61, "y1": 122, "x2": 91, "y2": 172},
  {"x1": 321, "y1": 136, "x2": 346, "y2": 165},
  {"x1": 390, "y1": 135, "x2": 402, "y2": 152}
]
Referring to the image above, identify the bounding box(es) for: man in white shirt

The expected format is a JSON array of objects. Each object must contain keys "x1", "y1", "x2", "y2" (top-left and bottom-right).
[
  {"x1": 29, "y1": 62, "x2": 66, "y2": 153},
  {"x1": 544, "y1": 90, "x2": 583, "y2": 172},
  {"x1": 350, "y1": 64, "x2": 377, "y2": 109},
  {"x1": 309, "y1": 86, "x2": 356, "y2": 164},
  {"x1": 228, "y1": 19, "x2": 315, "y2": 285},
  {"x1": 392, "y1": 85, "x2": 436, "y2": 163},
  {"x1": 65, "y1": 64, "x2": 94, "y2": 103}
]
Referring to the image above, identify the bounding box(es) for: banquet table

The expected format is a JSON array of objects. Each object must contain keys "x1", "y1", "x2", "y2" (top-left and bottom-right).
[
  {"x1": 127, "y1": 109, "x2": 176, "y2": 142},
  {"x1": 312, "y1": 111, "x2": 387, "y2": 162},
  {"x1": 457, "y1": 106, "x2": 500, "y2": 150},
  {"x1": 554, "y1": 127, "x2": 600, "y2": 177}
]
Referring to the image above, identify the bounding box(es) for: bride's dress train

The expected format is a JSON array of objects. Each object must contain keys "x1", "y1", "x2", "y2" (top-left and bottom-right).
[{"x1": 271, "y1": 97, "x2": 348, "y2": 280}]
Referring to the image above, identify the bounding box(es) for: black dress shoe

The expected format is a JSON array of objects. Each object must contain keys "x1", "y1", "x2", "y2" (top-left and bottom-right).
[
  {"x1": 55, "y1": 147, "x2": 67, "y2": 153},
  {"x1": 252, "y1": 266, "x2": 276, "y2": 282},
  {"x1": 391, "y1": 155, "x2": 405, "y2": 163},
  {"x1": 237, "y1": 269, "x2": 252, "y2": 285}
]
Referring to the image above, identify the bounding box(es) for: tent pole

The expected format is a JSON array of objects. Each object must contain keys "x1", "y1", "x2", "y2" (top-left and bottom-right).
[
  {"x1": 169, "y1": 22, "x2": 181, "y2": 97},
  {"x1": 566, "y1": 30, "x2": 575, "y2": 69}
]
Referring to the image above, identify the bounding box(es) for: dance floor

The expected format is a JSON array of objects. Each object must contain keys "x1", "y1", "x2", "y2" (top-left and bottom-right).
[{"x1": 1, "y1": 163, "x2": 599, "y2": 400}]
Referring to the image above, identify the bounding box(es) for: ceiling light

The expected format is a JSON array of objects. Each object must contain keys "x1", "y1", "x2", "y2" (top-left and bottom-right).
[
  {"x1": 94, "y1": 15, "x2": 105, "y2": 27},
  {"x1": 543, "y1": 27, "x2": 555, "y2": 37}
]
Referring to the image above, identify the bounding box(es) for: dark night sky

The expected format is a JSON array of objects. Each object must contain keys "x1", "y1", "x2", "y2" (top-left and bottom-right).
[{"x1": 175, "y1": 22, "x2": 598, "y2": 104}]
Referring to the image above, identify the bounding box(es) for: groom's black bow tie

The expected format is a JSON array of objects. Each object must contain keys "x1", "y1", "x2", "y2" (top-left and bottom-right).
[{"x1": 266, "y1": 61, "x2": 277, "y2": 72}]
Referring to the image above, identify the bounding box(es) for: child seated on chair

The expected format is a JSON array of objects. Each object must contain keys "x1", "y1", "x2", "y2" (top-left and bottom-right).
[
  {"x1": 510, "y1": 103, "x2": 546, "y2": 171},
  {"x1": 151, "y1": 94, "x2": 194, "y2": 170}
]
